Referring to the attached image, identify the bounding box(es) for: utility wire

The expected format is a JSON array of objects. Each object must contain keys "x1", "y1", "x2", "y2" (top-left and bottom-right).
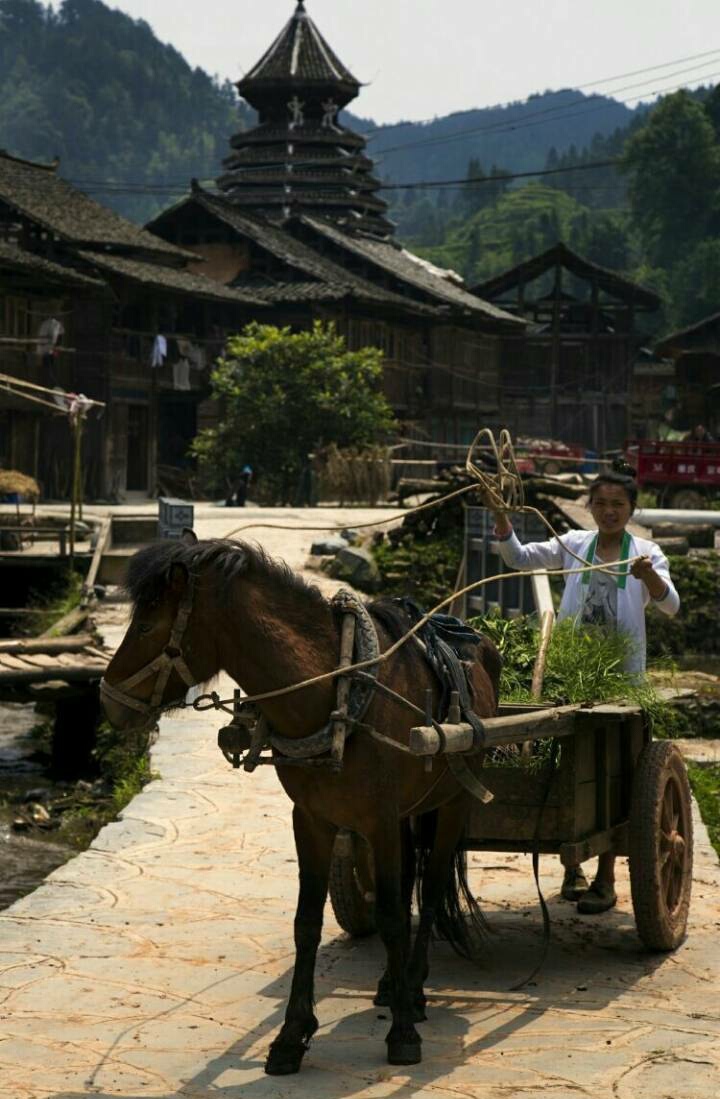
[
  {"x1": 71, "y1": 157, "x2": 623, "y2": 197},
  {"x1": 370, "y1": 62, "x2": 720, "y2": 157},
  {"x1": 66, "y1": 58, "x2": 720, "y2": 196},
  {"x1": 360, "y1": 46, "x2": 720, "y2": 137}
]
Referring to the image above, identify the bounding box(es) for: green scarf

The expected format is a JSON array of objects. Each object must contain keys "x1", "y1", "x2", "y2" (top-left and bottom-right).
[{"x1": 582, "y1": 530, "x2": 632, "y2": 590}]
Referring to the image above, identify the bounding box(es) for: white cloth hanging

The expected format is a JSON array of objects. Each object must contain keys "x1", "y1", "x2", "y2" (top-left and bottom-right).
[
  {"x1": 37, "y1": 318, "x2": 64, "y2": 357},
  {"x1": 172, "y1": 359, "x2": 191, "y2": 391},
  {"x1": 151, "y1": 334, "x2": 167, "y2": 367}
]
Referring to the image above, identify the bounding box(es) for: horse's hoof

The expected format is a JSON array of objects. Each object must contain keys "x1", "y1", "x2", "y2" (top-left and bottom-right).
[
  {"x1": 265, "y1": 1041, "x2": 306, "y2": 1076},
  {"x1": 387, "y1": 1040, "x2": 422, "y2": 1066}
]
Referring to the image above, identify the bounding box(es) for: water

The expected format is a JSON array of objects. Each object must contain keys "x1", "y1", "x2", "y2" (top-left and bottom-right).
[{"x1": 0, "y1": 704, "x2": 71, "y2": 909}]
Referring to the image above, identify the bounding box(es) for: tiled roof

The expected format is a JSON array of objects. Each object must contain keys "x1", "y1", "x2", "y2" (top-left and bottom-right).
[
  {"x1": 77, "y1": 251, "x2": 267, "y2": 306},
  {"x1": 655, "y1": 311, "x2": 720, "y2": 355},
  {"x1": 238, "y1": 2, "x2": 359, "y2": 95},
  {"x1": 149, "y1": 192, "x2": 435, "y2": 315},
  {"x1": 0, "y1": 241, "x2": 105, "y2": 289},
  {"x1": 298, "y1": 217, "x2": 525, "y2": 325},
  {"x1": 473, "y1": 242, "x2": 662, "y2": 311},
  {"x1": 0, "y1": 152, "x2": 192, "y2": 260}
]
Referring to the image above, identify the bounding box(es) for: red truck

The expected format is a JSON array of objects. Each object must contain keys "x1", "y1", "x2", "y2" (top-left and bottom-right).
[{"x1": 625, "y1": 439, "x2": 720, "y2": 509}]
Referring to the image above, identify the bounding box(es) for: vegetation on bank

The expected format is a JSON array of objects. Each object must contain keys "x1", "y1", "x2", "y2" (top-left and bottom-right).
[
  {"x1": 25, "y1": 568, "x2": 84, "y2": 635},
  {"x1": 686, "y1": 762, "x2": 720, "y2": 858},
  {"x1": 647, "y1": 553, "x2": 720, "y2": 658},
  {"x1": 55, "y1": 722, "x2": 155, "y2": 849}
]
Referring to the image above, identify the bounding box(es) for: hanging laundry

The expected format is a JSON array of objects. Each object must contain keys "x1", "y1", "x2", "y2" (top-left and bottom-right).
[
  {"x1": 187, "y1": 344, "x2": 206, "y2": 370},
  {"x1": 173, "y1": 359, "x2": 191, "y2": 391},
  {"x1": 36, "y1": 318, "x2": 64, "y2": 357},
  {"x1": 176, "y1": 337, "x2": 193, "y2": 358},
  {"x1": 150, "y1": 334, "x2": 168, "y2": 367}
]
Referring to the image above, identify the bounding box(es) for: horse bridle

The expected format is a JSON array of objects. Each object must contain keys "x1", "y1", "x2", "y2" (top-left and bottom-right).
[{"x1": 100, "y1": 574, "x2": 197, "y2": 718}]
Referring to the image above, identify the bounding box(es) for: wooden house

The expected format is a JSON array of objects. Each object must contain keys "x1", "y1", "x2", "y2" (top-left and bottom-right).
[
  {"x1": 0, "y1": 151, "x2": 265, "y2": 499},
  {"x1": 652, "y1": 312, "x2": 720, "y2": 436},
  {"x1": 473, "y1": 243, "x2": 661, "y2": 450}
]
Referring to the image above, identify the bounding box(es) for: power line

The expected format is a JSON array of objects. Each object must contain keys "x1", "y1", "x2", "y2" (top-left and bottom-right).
[
  {"x1": 361, "y1": 46, "x2": 720, "y2": 137},
  {"x1": 370, "y1": 62, "x2": 720, "y2": 157},
  {"x1": 381, "y1": 159, "x2": 620, "y2": 192},
  {"x1": 72, "y1": 157, "x2": 624, "y2": 198}
]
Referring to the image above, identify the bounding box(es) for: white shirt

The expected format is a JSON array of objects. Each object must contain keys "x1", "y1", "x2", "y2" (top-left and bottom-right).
[{"x1": 495, "y1": 527, "x2": 680, "y2": 675}]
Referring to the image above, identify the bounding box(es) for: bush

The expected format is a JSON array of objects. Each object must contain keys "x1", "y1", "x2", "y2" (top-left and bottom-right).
[{"x1": 647, "y1": 553, "x2": 720, "y2": 657}]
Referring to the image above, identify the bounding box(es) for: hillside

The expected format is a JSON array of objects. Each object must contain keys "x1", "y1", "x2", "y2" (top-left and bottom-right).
[
  {"x1": 0, "y1": 0, "x2": 642, "y2": 224},
  {"x1": 0, "y1": 0, "x2": 252, "y2": 222},
  {"x1": 363, "y1": 91, "x2": 638, "y2": 184}
]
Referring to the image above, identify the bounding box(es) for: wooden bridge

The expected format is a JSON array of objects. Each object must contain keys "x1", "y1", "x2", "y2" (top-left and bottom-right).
[{"x1": 0, "y1": 633, "x2": 108, "y2": 702}]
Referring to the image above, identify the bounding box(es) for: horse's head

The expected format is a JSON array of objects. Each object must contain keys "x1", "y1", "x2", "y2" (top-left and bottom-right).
[{"x1": 101, "y1": 529, "x2": 217, "y2": 731}]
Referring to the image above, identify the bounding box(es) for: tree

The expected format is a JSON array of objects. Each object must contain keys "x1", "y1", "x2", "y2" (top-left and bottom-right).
[
  {"x1": 669, "y1": 239, "x2": 720, "y2": 327},
  {"x1": 191, "y1": 322, "x2": 396, "y2": 504},
  {"x1": 622, "y1": 90, "x2": 720, "y2": 267}
]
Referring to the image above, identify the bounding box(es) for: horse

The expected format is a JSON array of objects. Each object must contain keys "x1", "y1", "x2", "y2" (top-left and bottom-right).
[{"x1": 100, "y1": 533, "x2": 500, "y2": 1074}]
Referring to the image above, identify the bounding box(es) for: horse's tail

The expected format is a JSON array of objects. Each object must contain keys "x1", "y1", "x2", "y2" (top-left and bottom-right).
[{"x1": 415, "y1": 810, "x2": 491, "y2": 959}]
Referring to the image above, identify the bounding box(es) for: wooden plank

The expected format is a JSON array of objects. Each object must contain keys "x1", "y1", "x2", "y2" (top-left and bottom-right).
[
  {"x1": 0, "y1": 653, "x2": 38, "y2": 671},
  {"x1": 0, "y1": 634, "x2": 94, "y2": 655},
  {"x1": 0, "y1": 664, "x2": 104, "y2": 684},
  {"x1": 14, "y1": 653, "x2": 57, "y2": 668},
  {"x1": 39, "y1": 606, "x2": 89, "y2": 639},
  {"x1": 480, "y1": 703, "x2": 581, "y2": 747},
  {"x1": 83, "y1": 516, "x2": 112, "y2": 594},
  {"x1": 560, "y1": 821, "x2": 629, "y2": 866}
]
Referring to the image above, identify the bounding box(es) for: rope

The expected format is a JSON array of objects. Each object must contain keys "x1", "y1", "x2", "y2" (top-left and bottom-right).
[
  {"x1": 183, "y1": 554, "x2": 643, "y2": 714},
  {"x1": 178, "y1": 428, "x2": 641, "y2": 716},
  {"x1": 223, "y1": 427, "x2": 629, "y2": 579}
]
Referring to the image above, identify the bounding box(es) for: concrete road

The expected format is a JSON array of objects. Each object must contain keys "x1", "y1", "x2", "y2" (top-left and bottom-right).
[{"x1": 1, "y1": 506, "x2": 719, "y2": 1099}]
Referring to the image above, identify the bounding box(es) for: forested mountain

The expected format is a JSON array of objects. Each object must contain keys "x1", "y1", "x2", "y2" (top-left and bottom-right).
[
  {"x1": 0, "y1": 0, "x2": 642, "y2": 223},
  {"x1": 0, "y1": 0, "x2": 252, "y2": 221},
  {"x1": 365, "y1": 91, "x2": 637, "y2": 185},
  {"x1": 1, "y1": 0, "x2": 718, "y2": 329}
]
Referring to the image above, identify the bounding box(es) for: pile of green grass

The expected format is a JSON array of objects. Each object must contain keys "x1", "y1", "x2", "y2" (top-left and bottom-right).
[{"x1": 470, "y1": 614, "x2": 687, "y2": 739}]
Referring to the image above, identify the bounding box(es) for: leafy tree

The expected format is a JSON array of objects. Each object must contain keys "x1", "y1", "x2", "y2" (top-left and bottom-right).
[
  {"x1": 669, "y1": 239, "x2": 720, "y2": 327},
  {"x1": 622, "y1": 90, "x2": 720, "y2": 267},
  {"x1": 191, "y1": 322, "x2": 396, "y2": 504}
]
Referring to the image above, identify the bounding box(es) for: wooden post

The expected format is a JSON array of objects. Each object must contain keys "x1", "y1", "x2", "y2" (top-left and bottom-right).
[
  {"x1": 69, "y1": 416, "x2": 83, "y2": 568},
  {"x1": 550, "y1": 262, "x2": 562, "y2": 438},
  {"x1": 523, "y1": 608, "x2": 555, "y2": 758}
]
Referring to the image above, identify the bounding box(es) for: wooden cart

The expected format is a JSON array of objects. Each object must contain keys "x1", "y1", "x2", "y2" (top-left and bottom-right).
[{"x1": 329, "y1": 700, "x2": 694, "y2": 952}]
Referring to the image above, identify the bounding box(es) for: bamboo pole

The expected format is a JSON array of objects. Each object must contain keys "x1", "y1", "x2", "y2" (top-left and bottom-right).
[{"x1": 69, "y1": 416, "x2": 84, "y2": 567}]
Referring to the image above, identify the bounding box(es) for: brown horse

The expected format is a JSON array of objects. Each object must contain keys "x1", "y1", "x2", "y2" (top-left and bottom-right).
[{"x1": 101, "y1": 534, "x2": 500, "y2": 1074}]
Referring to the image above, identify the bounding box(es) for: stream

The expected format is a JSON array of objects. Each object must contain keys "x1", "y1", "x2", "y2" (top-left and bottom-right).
[{"x1": 0, "y1": 704, "x2": 71, "y2": 909}]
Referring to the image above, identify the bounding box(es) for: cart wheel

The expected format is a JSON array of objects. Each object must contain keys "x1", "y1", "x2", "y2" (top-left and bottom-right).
[
  {"x1": 669, "y1": 488, "x2": 705, "y2": 510},
  {"x1": 629, "y1": 741, "x2": 693, "y2": 951},
  {"x1": 329, "y1": 830, "x2": 376, "y2": 937}
]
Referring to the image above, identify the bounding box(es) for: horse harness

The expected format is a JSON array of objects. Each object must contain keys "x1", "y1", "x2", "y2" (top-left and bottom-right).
[
  {"x1": 99, "y1": 574, "x2": 198, "y2": 718},
  {"x1": 100, "y1": 578, "x2": 493, "y2": 805},
  {"x1": 216, "y1": 590, "x2": 494, "y2": 804}
]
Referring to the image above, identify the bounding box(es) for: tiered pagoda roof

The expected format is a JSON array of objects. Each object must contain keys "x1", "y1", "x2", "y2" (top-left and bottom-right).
[{"x1": 218, "y1": 1, "x2": 392, "y2": 237}]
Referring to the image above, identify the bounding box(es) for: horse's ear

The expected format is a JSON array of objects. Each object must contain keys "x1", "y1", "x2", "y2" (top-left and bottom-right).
[{"x1": 181, "y1": 528, "x2": 198, "y2": 545}]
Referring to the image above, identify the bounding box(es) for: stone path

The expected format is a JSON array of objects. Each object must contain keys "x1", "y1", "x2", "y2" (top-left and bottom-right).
[{"x1": 1, "y1": 505, "x2": 719, "y2": 1098}]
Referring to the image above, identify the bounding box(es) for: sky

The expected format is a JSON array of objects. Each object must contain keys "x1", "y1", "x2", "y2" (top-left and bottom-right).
[{"x1": 54, "y1": 0, "x2": 720, "y2": 123}]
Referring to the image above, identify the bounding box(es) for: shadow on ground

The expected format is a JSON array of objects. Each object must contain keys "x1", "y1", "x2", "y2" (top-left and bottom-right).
[{"x1": 48, "y1": 896, "x2": 671, "y2": 1099}]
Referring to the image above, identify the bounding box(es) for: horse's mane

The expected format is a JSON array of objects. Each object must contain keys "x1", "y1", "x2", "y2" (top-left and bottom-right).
[{"x1": 124, "y1": 538, "x2": 327, "y2": 610}]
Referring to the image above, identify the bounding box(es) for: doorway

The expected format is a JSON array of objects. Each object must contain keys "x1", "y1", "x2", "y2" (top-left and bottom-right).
[{"x1": 126, "y1": 404, "x2": 149, "y2": 491}]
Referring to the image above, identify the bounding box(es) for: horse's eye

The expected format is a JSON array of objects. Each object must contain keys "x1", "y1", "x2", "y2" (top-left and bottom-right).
[{"x1": 137, "y1": 622, "x2": 153, "y2": 636}]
